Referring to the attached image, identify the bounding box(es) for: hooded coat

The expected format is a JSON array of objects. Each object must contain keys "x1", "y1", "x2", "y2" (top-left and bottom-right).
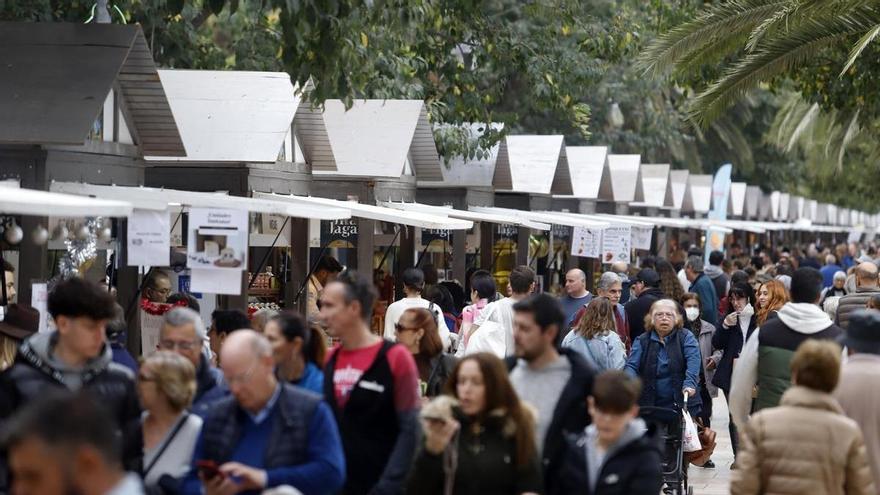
[
  {"x1": 0, "y1": 331, "x2": 143, "y2": 487},
  {"x1": 728, "y1": 302, "x2": 843, "y2": 430}
]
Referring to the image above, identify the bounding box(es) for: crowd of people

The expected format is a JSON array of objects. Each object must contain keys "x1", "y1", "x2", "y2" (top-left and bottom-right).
[{"x1": 1, "y1": 240, "x2": 880, "y2": 494}]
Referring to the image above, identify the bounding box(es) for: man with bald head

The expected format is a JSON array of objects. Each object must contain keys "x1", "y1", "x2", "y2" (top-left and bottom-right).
[
  {"x1": 837, "y1": 261, "x2": 880, "y2": 329},
  {"x1": 180, "y1": 330, "x2": 345, "y2": 495},
  {"x1": 559, "y1": 268, "x2": 593, "y2": 331}
]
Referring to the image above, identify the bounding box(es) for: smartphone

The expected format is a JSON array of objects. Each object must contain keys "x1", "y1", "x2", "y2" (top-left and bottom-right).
[{"x1": 196, "y1": 460, "x2": 224, "y2": 481}]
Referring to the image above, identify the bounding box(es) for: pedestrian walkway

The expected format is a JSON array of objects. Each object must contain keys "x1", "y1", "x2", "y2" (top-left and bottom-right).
[{"x1": 688, "y1": 396, "x2": 734, "y2": 494}]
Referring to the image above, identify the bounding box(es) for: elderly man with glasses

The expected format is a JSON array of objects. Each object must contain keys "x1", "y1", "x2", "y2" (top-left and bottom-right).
[{"x1": 159, "y1": 307, "x2": 226, "y2": 417}]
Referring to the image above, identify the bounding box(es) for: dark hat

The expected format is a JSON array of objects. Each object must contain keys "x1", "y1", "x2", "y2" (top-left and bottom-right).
[
  {"x1": 0, "y1": 304, "x2": 39, "y2": 340},
  {"x1": 634, "y1": 269, "x2": 660, "y2": 287},
  {"x1": 839, "y1": 310, "x2": 880, "y2": 354}
]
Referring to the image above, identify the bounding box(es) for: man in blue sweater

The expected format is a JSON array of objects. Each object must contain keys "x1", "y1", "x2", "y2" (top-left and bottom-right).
[
  {"x1": 685, "y1": 256, "x2": 719, "y2": 326},
  {"x1": 181, "y1": 330, "x2": 345, "y2": 495}
]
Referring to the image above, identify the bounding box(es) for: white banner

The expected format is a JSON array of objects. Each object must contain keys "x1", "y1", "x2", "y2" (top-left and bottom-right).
[
  {"x1": 571, "y1": 226, "x2": 603, "y2": 259},
  {"x1": 631, "y1": 226, "x2": 653, "y2": 251},
  {"x1": 127, "y1": 209, "x2": 171, "y2": 267},
  {"x1": 186, "y1": 208, "x2": 248, "y2": 271},
  {"x1": 601, "y1": 226, "x2": 632, "y2": 264}
]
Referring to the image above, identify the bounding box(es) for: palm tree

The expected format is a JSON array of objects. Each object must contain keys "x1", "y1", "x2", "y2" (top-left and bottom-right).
[{"x1": 638, "y1": 0, "x2": 880, "y2": 127}]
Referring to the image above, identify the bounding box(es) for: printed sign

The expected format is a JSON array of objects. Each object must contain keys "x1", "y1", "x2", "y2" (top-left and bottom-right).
[
  {"x1": 631, "y1": 226, "x2": 653, "y2": 251},
  {"x1": 127, "y1": 209, "x2": 171, "y2": 267},
  {"x1": 30, "y1": 283, "x2": 49, "y2": 333},
  {"x1": 495, "y1": 223, "x2": 519, "y2": 240},
  {"x1": 570, "y1": 226, "x2": 602, "y2": 259},
  {"x1": 320, "y1": 218, "x2": 359, "y2": 248},
  {"x1": 552, "y1": 224, "x2": 572, "y2": 241},
  {"x1": 601, "y1": 226, "x2": 631, "y2": 264},
  {"x1": 422, "y1": 229, "x2": 452, "y2": 244},
  {"x1": 140, "y1": 309, "x2": 165, "y2": 356},
  {"x1": 186, "y1": 208, "x2": 248, "y2": 271}
]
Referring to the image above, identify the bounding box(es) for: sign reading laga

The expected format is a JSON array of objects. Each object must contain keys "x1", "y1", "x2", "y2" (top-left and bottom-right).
[{"x1": 601, "y1": 226, "x2": 631, "y2": 264}]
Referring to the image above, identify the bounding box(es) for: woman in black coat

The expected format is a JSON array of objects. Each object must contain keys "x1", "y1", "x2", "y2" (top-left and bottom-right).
[
  {"x1": 395, "y1": 308, "x2": 457, "y2": 397},
  {"x1": 711, "y1": 282, "x2": 757, "y2": 457}
]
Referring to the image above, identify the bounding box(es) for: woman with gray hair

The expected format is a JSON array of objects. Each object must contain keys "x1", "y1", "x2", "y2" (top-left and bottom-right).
[
  {"x1": 571, "y1": 271, "x2": 631, "y2": 350},
  {"x1": 138, "y1": 351, "x2": 203, "y2": 490},
  {"x1": 625, "y1": 299, "x2": 703, "y2": 419}
]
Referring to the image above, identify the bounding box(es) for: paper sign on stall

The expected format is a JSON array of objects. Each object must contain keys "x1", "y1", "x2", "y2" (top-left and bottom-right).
[
  {"x1": 187, "y1": 208, "x2": 248, "y2": 271},
  {"x1": 631, "y1": 226, "x2": 653, "y2": 251},
  {"x1": 127, "y1": 209, "x2": 171, "y2": 267},
  {"x1": 570, "y1": 226, "x2": 602, "y2": 258},
  {"x1": 30, "y1": 283, "x2": 49, "y2": 333},
  {"x1": 190, "y1": 268, "x2": 243, "y2": 295},
  {"x1": 601, "y1": 226, "x2": 632, "y2": 264},
  {"x1": 140, "y1": 310, "x2": 165, "y2": 356}
]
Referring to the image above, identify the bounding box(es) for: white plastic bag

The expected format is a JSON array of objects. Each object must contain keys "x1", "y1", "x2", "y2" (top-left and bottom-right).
[
  {"x1": 463, "y1": 319, "x2": 506, "y2": 357},
  {"x1": 682, "y1": 409, "x2": 702, "y2": 452}
]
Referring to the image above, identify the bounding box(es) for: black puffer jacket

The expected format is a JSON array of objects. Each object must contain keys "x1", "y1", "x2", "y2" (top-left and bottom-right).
[
  {"x1": 624, "y1": 287, "x2": 665, "y2": 342},
  {"x1": 0, "y1": 332, "x2": 142, "y2": 490},
  {"x1": 553, "y1": 420, "x2": 663, "y2": 495}
]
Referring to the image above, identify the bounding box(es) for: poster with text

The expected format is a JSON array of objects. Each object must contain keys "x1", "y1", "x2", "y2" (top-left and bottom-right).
[
  {"x1": 140, "y1": 309, "x2": 165, "y2": 356},
  {"x1": 631, "y1": 226, "x2": 653, "y2": 251},
  {"x1": 570, "y1": 226, "x2": 602, "y2": 259},
  {"x1": 30, "y1": 283, "x2": 49, "y2": 333},
  {"x1": 186, "y1": 208, "x2": 248, "y2": 271},
  {"x1": 127, "y1": 209, "x2": 171, "y2": 267},
  {"x1": 601, "y1": 226, "x2": 632, "y2": 264}
]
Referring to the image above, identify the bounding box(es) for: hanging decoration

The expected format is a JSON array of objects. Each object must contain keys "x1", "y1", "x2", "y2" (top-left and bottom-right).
[
  {"x1": 31, "y1": 225, "x2": 49, "y2": 245},
  {"x1": 139, "y1": 297, "x2": 188, "y2": 316},
  {"x1": 55, "y1": 217, "x2": 103, "y2": 280},
  {"x1": 3, "y1": 221, "x2": 22, "y2": 245}
]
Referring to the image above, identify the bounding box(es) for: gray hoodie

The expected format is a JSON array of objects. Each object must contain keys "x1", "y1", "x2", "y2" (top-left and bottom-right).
[
  {"x1": 19, "y1": 331, "x2": 118, "y2": 391},
  {"x1": 584, "y1": 418, "x2": 648, "y2": 492}
]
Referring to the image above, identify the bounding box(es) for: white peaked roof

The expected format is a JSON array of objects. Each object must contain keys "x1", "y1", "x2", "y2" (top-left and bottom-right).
[
  {"x1": 728, "y1": 182, "x2": 747, "y2": 217},
  {"x1": 681, "y1": 174, "x2": 712, "y2": 214},
  {"x1": 598, "y1": 155, "x2": 641, "y2": 202},
  {"x1": 789, "y1": 196, "x2": 805, "y2": 220},
  {"x1": 779, "y1": 193, "x2": 790, "y2": 220},
  {"x1": 839, "y1": 208, "x2": 851, "y2": 226},
  {"x1": 422, "y1": 123, "x2": 503, "y2": 187},
  {"x1": 807, "y1": 200, "x2": 818, "y2": 221},
  {"x1": 148, "y1": 70, "x2": 297, "y2": 162},
  {"x1": 562, "y1": 146, "x2": 608, "y2": 199},
  {"x1": 295, "y1": 99, "x2": 442, "y2": 180},
  {"x1": 666, "y1": 170, "x2": 690, "y2": 210},
  {"x1": 816, "y1": 203, "x2": 829, "y2": 224},
  {"x1": 745, "y1": 186, "x2": 762, "y2": 219},
  {"x1": 827, "y1": 204, "x2": 838, "y2": 225},
  {"x1": 769, "y1": 191, "x2": 782, "y2": 220},
  {"x1": 493, "y1": 135, "x2": 570, "y2": 195},
  {"x1": 758, "y1": 193, "x2": 773, "y2": 220},
  {"x1": 631, "y1": 164, "x2": 671, "y2": 208}
]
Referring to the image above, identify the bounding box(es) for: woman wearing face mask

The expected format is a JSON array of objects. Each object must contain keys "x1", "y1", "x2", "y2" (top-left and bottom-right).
[
  {"x1": 711, "y1": 282, "x2": 757, "y2": 458},
  {"x1": 407, "y1": 353, "x2": 543, "y2": 495},
  {"x1": 681, "y1": 292, "x2": 721, "y2": 468}
]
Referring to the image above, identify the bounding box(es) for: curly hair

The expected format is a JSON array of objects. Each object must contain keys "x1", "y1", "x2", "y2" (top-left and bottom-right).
[
  {"x1": 656, "y1": 259, "x2": 685, "y2": 302},
  {"x1": 574, "y1": 297, "x2": 616, "y2": 340}
]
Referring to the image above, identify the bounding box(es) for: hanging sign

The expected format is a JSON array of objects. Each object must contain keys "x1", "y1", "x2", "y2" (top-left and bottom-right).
[
  {"x1": 631, "y1": 226, "x2": 653, "y2": 251},
  {"x1": 140, "y1": 309, "x2": 165, "y2": 356},
  {"x1": 320, "y1": 218, "x2": 359, "y2": 248},
  {"x1": 571, "y1": 226, "x2": 602, "y2": 259},
  {"x1": 127, "y1": 209, "x2": 171, "y2": 267},
  {"x1": 552, "y1": 224, "x2": 572, "y2": 241},
  {"x1": 601, "y1": 225, "x2": 632, "y2": 264},
  {"x1": 186, "y1": 208, "x2": 248, "y2": 271},
  {"x1": 495, "y1": 223, "x2": 519, "y2": 240},
  {"x1": 30, "y1": 283, "x2": 49, "y2": 333},
  {"x1": 422, "y1": 229, "x2": 452, "y2": 244}
]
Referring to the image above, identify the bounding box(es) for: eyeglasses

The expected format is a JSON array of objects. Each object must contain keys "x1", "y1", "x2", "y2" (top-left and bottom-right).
[
  {"x1": 394, "y1": 323, "x2": 419, "y2": 333},
  {"x1": 654, "y1": 312, "x2": 676, "y2": 319},
  {"x1": 157, "y1": 339, "x2": 200, "y2": 351},
  {"x1": 225, "y1": 361, "x2": 258, "y2": 386}
]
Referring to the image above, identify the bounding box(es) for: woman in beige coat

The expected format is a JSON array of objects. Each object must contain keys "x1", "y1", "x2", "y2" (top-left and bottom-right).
[{"x1": 731, "y1": 340, "x2": 875, "y2": 495}]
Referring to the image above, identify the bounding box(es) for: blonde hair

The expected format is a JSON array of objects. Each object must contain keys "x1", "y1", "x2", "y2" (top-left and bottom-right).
[
  {"x1": 0, "y1": 333, "x2": 18, "y2": 371},
  {"x1": 790, "y1": 340, "x2": 841, "y2": 393},
  {"x1": 141, "y1": 351, "x2": 197, "y2": 411}
]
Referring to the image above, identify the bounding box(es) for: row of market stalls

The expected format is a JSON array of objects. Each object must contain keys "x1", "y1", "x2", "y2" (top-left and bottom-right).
[{"x1": 0, "y1": 22, "x2": 870, "y2": 353}]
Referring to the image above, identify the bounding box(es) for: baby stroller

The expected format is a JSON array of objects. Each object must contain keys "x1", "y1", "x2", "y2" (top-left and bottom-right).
[{"x1": 639, "y1": 399, "x2": 693, "y2": 495}]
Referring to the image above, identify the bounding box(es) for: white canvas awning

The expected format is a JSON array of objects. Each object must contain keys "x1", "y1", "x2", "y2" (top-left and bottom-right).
[
  {"x1": 779, "y1": 193, "x2": 790, "y2": 220},
  {"x1": 493, "y1": 135, "x2": 570, "y2": 195},
  {"x1": 2, "y1": 187, "x2": 133, "y2": 217},
  {"x1": 51, "y1": 182, "x2": 350, "y2": 220},
  {"x1": 295, "y1": 99, "x2": 442, "y2": 180},
  {"x1": 665, "y1": 170, "x2": 690, "y2": 210},
  {"x1": 148, "y1": 70, "x2": 298, "y2": 162},
  {"x1": 469, "y1": 207, "x2": 606, "y2": 230},
  {"x1": 256, "y1": 193, "x2": 472, "y2": 230},
  {"x1": 681, "y1": 174, "x2": 712, "y2": 214},
  {"x1": 560, "y1": 146, "x2": 607, "y2": 199},
  {"x1": 598, "y1": 155, "x2": 640, "y2": 203},
  {"x1": 769, "y1": 191, "x2": 782, "y2": 220},
  {"x1": 381, "y1": 201, "x2": 549, "y2": 230},
  {"x1": 728, "y1": 182, "x2": 747, "y2": 217},
  {"x1": 420, "y1": 123, "x2": 503, "y2": 187},
  {"x1": 815, "y1": 203, "x2": 829, "y2": 224},
  {"x1": 631, "y1": 164, "x2": 671, "y2": 208}
]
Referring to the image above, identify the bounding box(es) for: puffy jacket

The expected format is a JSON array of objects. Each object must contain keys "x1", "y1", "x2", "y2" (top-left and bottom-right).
[
  {"x1": 554, "y1": 419, "x2": 663, "y2": 495},
  {"x1": 0, "y1": 332, "x2": 143, "y2": 489},
  {"x1": 731, "y1": 386, "x2": 875, "y2": 495},
  {"x1": 624, "y1": 287, "x2": 665, "y2": 342},
  {"x1": 836, "y1": 287, "x2": 880, "y2": 329}
]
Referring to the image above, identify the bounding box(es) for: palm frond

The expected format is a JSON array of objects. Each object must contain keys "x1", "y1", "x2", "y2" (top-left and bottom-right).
[
  {"x1": 687, "y1": 7, "x2": 876, "y2": 127},
  {"x1": 637, "y1": 0, "x2": 789, "y2": 77},
  {"x1": 841, "y1": 22, "x2": 880, "y2": 75},
  {"x1": 836, "y1": 109, "x2": 861, "y2": 170}
]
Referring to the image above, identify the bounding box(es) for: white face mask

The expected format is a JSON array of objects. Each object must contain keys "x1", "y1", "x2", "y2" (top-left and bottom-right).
[{"x1": 685, "y1": 307, "x2": 700, "y2": 322}]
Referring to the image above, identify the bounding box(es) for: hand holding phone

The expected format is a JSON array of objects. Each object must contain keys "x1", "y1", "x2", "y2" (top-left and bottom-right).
[{"x1": 196, "y1": 460, "x2": 224, "y2": 481}]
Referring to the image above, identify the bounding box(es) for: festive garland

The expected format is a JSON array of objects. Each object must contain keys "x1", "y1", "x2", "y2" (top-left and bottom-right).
[{"x1": 140, "y1": 298, "x2": 188, "y2": 316}]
